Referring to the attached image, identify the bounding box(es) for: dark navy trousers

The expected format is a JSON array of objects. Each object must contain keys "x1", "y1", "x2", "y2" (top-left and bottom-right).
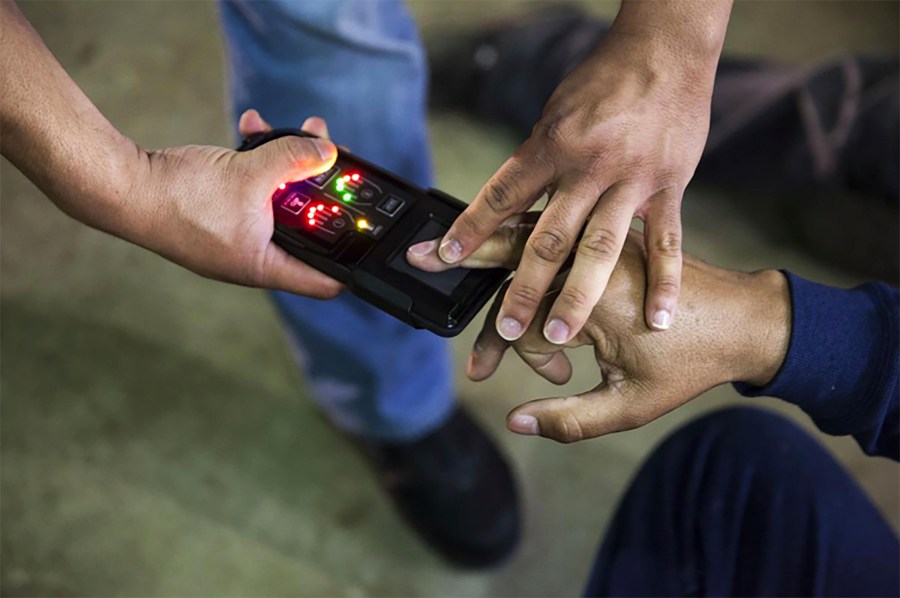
[{"x1": 586, "y1": 407, "x2": 899, "y2": 597}]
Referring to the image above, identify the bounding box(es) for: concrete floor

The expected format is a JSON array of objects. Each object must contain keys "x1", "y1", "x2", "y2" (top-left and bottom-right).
[{"x1": 2, "y1": 1, "x2": 898, "y2": 596}]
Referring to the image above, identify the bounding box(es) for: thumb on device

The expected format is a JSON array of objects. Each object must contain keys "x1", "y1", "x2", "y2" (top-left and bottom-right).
[
  {"x1": 248, "y1": 135, "x2": 337, "y2": 192},
  {"x1": 407, "y1": 212, "x2": 539, "y2": 272}
]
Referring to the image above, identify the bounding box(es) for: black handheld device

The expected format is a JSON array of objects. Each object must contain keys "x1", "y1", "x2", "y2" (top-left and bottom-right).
[{"x1": 238, "y1": 128, "x2": 510, "y2": 337}]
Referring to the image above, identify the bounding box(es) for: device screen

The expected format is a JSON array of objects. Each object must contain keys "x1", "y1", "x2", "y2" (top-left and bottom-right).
[{"x1": 388, "y1": 219, "x2": 468, "y2": 296}]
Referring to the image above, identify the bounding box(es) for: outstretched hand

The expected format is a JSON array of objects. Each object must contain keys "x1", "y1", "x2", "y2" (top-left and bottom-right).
[{"x1": 411, "y1": 224, "x2": 791, "y2": 444}]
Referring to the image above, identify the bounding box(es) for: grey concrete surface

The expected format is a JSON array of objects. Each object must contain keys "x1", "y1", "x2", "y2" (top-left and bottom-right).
[{"x1": 2, "y1": 1, "x2": 898, "y2": 596}]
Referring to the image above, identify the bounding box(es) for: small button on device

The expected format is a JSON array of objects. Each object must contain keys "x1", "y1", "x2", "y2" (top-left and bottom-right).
[
  {"x1": 360, "y1": 187, "x2": 377, "y2": 201},
  {"x1": 377, "y1": 195, "x2": 404, "y2": 217},
  {"x1": 281, "y1": 192, "x2": 310, "y2": 215},
  {"x1": 308, "y1": 165, "x2": 340, "y2": 188}
]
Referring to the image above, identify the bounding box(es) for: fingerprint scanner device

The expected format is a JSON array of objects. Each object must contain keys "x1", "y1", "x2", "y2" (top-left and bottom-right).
[{"x1": 238, "y1": 128, "x2": 510, "y2": 337}]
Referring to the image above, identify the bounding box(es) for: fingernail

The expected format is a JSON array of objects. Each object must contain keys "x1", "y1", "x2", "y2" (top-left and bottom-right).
[
  {"x1": 407, "y1": 239, "x2": 438, "y2": 257},
  {"x1": 438, "y1": 238, "x2": 463, "y2": 263},
  {"x1": 311, "y1": 138, "x2": 334, "y2": 161},
  {"x1": 508, "y1": 414, "x2": 539, "y2": 436},
  {"x1": 497, "y1": 317, "x2": 523, "y2": 341},
  {"x1": 651, "y1": 309, "x2": 671, "y2": 330},
  {"x1": 544, "y1": 318, "x2": 570, "y2": 345}
]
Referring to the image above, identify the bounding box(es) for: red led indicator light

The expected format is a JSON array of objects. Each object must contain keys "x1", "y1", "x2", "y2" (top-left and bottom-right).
[
  {"x1": 342, "y1": 175, "x2": 351, "y2": 182},
  {"x1": 317, "y1": 203, "x2": 324, "y2": 210},
  {"x1": 351, "y1": 173, "x2": 360, "y2": 182},
  {"x1": 331, "y1": 206, "x2": 340, "y2": 214},
  {"x1": 308, "y1": 219, "x2": 316, "y2": 226}
]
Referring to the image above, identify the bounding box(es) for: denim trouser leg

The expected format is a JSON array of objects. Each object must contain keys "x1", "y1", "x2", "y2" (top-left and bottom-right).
[
  {"x1": 218, "y1": 0, "x2": 455, "y2": 440},
  {"x1": 585, "y1": 407, "x2": 900, "y2": 597}
]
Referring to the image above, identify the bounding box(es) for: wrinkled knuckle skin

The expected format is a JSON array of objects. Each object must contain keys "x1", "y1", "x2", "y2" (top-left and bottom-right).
[
  {"x1": 482, "y1": 177, "x2": 518, "y2": 214},
  {"x1": 558, "y1": 286, "x2": 593, "y2": 312},
  {"x1": 653, "y1": 177, "x2": 684, "y2": 198},
  {"x1": 579, "y1": 228, "x2": 619, "y2": 261},
  {"x1": 549, "y1": 411, "x2": 586, "y2": 444},
  {"x1": 528, "y1": 228, "x2": 570, "y2": 264},
  {"x1": 653, "y1": 231, "x2": 682, "y2": 257},
  {"x1": 506, "y1": 283, "x2": 544, "y2": 312},
  {"x1": 458, "y1": 210, "x2": 484, "y2": 237},
  {"x1": 652, "y1": 276, "x2": 680, "y2": 297}
]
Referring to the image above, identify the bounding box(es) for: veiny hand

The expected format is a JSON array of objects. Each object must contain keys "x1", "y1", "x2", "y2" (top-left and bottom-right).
[
  {"x1": 411, "y1": 28, "x2": 718, "y2": 345},
  {"x1": 436, "y1": 227, "x2": 790, "y2": 444},
  {"x1": 127, "y1": 110, "x2": 343, "y2": 298}
]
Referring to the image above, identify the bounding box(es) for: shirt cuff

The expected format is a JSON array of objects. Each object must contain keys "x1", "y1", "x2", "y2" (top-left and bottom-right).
[{"x1": 733, "y1": 271, "x2": 898, "y2": 437}]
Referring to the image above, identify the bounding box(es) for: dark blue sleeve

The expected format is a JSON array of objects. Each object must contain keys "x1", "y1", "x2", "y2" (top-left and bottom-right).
[{"x1": 734, "y1": 272, "x2": 899, "y2": 461}]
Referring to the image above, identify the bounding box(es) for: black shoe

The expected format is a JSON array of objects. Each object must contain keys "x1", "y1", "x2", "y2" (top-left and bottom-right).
[{"x1": 356, "y1": 407, "x2": 520, "y2": 568}]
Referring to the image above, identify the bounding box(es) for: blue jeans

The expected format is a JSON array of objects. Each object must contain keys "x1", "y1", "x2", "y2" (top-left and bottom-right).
[
  {"x1": 587, "y1": 407, "x2": 900, "y2": 597},
  {"x1": 219, "y1": 0, "x2": 454, "y2": 440}
]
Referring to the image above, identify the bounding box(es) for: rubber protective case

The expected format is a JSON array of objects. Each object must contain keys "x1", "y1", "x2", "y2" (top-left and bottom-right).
[{"x1": 238, "y1": 128, "x2": 510, "y2": 337}]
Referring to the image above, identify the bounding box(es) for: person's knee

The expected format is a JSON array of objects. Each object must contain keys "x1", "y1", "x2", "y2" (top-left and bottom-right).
[
  {"x1": 676, "y1": 406, "x2": 810, "y2": 454},
  {"x1": 653, "y1": 406, "x2": 838, "y2": 492}
]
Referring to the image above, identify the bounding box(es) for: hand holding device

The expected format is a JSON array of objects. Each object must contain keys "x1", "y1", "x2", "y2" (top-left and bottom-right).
[
  {"x1": 238, "y1": 124, "x2": 510, "y2": 336},
  {"x1": 0, "y1": 3, "x2": 341, "y2": 301}
]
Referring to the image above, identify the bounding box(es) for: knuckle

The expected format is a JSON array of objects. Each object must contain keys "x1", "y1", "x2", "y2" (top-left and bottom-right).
[
  {"x1": 652, "y1": 275, "x2": 680, "y2": 297},
  {"x1": 254, "y1": 248, "x2": 277, "y2": 284},
  {"x1": 653, "y1": 175, "x2": 684, "y2": 195},
  {"x1": 457, "y1": 210, "x2": 485, "y2": 237},
  {"x1": 579, "y1": 227, "x2": 620, "y2": 262},
  {"x1": 653, "y1": 230, "x2": 682, "y2": 256},
  {"x1": 537, "y1": 117, "x2": 574, "y2": 149},
  {"x1": 552, "y1": 410, "x2": 586, "y2": 444},
  {"x1": 481, "y1": 176, "x2": 518, "y2": 214},
  {"x1": 524, "y1": 350, "x2": 554, "y2": 371},
  {"x1": 558, "y1": 286, "x2": 593, "y2": 312},
  {"x1": 506, "y1": 282, "x2": 544, "y2": 311},
  {"x1": 528, "y1": 228, "x2": 570, "y2": 264}
]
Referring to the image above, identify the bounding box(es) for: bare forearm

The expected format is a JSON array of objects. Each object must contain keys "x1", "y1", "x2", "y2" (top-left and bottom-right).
[{"x1": 0, "y1": 1, "x2": 143, "y2": 238}]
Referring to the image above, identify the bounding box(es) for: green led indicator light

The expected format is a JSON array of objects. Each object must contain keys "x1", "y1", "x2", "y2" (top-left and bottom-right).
[
  {"x1": 335, "y1": 180, "x2": 345, "y2": 191},
  {"x1": 343, "y1": 193, "x2": 353, "y2": 202}
]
